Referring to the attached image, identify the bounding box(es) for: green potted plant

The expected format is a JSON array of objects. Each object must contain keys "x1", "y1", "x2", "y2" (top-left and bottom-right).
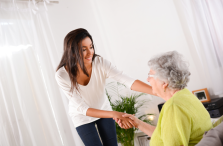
[{"x1": 106, "y1": 82, "x2": 154, "y2": 146}]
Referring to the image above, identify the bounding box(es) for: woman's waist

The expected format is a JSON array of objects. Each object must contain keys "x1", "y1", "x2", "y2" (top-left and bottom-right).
[
  {"x1": 69, "y1": 94, "x2": 110, "y2": 108},
  {"x1": 68, "y1": 102, "x2": 112, "y2": 114}
]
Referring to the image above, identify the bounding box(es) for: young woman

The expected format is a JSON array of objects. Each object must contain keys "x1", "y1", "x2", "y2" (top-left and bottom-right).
[{"x1": 55, "y1": 28, "x2": 154, "y2": 146}]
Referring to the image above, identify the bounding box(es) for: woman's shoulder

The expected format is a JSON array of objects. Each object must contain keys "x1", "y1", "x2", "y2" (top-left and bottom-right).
[
  {"x1": 55, "y1": 66, "x2": 69, "y2": 82},
  {"x1": 94, "y1": 55, "x2": 107, "y2": 63},
  {"x1": 164, "y1": 88, "x2": 203, "y2": 113},
  {"x1": 93, "y1": 55, "x2": 111, "y2": 67},
  {"x1": 169, "y1": 88, "x2": 195, "y2": 103},
  {"x1": 162, "y1": 89, "x2": 189, "y2": 108}
]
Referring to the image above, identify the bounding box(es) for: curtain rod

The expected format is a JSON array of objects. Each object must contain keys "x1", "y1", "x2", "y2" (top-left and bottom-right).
[{"x1": 0, "y1": 0, "x2": 59, "y2": 4}]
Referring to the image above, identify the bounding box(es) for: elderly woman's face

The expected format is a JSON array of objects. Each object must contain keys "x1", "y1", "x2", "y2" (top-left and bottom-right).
[{"x1": 147, "y1": 69, "x2": 164, "y2": 97}]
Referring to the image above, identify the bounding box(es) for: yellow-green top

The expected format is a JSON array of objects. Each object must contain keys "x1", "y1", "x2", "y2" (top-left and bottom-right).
[{"x1": 150, "y1": 88, "x2": 212, "y2": 146}]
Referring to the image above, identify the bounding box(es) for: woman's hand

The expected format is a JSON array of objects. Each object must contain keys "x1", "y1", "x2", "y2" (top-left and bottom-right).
[
  {"x1": 112, "y1": 111, "x2": 137, "y2": 129},
  {"x1": 119, "y1": 113, "x2": 156, "y2": 137},
  {"x1": 120, "y1": 114, "x2": 140, "y2": 128}
]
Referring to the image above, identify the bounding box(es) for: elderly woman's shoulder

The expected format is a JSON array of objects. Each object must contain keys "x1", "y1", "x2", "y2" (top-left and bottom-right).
[{"x1": 165, "y1": 88, "x2": 201, "y2": 109}]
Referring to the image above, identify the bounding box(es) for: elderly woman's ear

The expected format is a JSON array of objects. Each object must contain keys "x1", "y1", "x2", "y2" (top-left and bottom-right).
[{"x1": 162, "y1": 82, "x2": 168, "y2": 92}]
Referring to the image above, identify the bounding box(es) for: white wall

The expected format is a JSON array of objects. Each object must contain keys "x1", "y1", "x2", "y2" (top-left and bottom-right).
[
  {"x1": 47, "y1": 0, "x2": 111, "y2": 61},
  {"x1": 47, "y1": 0, "x2": 206, "y2": 141}
]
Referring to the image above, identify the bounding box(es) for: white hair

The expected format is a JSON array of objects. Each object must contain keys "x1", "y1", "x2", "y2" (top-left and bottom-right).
[{"x1": 148, "y1": 51, "x2": 191, "y2": 90}]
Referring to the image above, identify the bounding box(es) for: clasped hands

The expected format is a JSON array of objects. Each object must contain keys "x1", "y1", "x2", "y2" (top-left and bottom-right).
[{"x1": 112, "y1": 111, "x2": 139, "y2": 129}]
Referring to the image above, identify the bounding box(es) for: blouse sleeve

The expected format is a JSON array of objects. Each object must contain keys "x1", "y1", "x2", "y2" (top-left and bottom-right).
[
  {"x1": 100, "y1": 57, "x2": 136, "y2": 89},
  {"x1": 161, "y1": 104, "x2": 191, "y2": 146},
  {"x1": 55, "y1": 70, "x2": 89, "y2": 116}
]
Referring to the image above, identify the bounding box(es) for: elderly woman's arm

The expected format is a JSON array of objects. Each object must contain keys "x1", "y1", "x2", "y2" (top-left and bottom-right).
[
  {"x1": 131, "y1": 80, "x2": 157, "y2": 96},
  {"x1": 137, "y1": 119, "x2": 156, "y2": 137},
  {"x1": 121, "y1": 114, "x2": 156, "y2": 137}
]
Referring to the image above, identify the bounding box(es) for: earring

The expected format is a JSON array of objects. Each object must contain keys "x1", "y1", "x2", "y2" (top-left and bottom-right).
[{"x1": 164, "y1": 89, "x2": 166, "y2": 92}]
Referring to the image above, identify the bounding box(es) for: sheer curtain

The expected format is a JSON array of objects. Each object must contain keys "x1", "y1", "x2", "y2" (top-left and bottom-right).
[
  {"x1": 174, "y1": 0, "x2": 223, "y2": 97},
  {"x1": 0, "y1": 1, "x2": 83, "y2": 146}
]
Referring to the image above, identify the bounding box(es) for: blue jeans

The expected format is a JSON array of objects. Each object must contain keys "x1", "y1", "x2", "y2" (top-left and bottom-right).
[{"x1": 76, "y1": 118, "x2": 118, "y2": 146}]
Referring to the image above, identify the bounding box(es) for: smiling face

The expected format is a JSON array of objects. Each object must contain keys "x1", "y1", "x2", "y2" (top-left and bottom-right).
[
  {"x1": 147, "y1": 69, "x2": 165, "y2": 97},
  {"x1": 81, "y1": 37, "x2": 94, "y2": 66}
]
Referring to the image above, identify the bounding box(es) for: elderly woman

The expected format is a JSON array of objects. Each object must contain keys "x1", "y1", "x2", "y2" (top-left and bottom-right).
[{"x1": 119, "y1": 51, "x2": 212, "y2": 146}]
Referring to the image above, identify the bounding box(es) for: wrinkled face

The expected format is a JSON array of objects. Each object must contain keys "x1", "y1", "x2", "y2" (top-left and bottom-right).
[
  {"x1": 147, "y1": 69, "x2": 164, "y2": 96},
  {"x1": 81, "y1": 37, "x2": 94, "y2": 65}
]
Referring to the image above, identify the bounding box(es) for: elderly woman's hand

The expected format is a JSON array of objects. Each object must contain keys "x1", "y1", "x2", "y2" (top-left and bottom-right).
[
  {"x1": 123, "y1": 114, "x2": 140, "y2": 128},
  {"x1": 114, "y1": 118, "x2": 135, "y2": 129},
  {"x1": 112, "y1": 112, "x2": 137, "y2": 129},
  {"x1": 116, "y1": 114, "x2": 140, "y2": 128}
]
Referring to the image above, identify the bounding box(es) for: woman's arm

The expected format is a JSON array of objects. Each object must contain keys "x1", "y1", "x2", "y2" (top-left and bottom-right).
[
  {"x1": 86, "y1": 108, "x2": 137, "y2": 129},
  {"x1": 131, "y1": 80, "x2": 156, "y2": 96},
  {"x1": 137, "y1": 119, "x2": 156, "y2": 137},
  {"x1": 101, "y1": 58, "x2": 156, "y2": 96}
]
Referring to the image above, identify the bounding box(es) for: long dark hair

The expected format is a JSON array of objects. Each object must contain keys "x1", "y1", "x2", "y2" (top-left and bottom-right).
[{"x1": 56, "y1": 28, "x2": 98, "y2": 93}]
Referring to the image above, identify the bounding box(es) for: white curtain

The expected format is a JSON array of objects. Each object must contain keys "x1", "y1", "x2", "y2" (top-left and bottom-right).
[
  {"x1": 173, "y1": 0, "x2": 223, "y2": 97},
  {"x1": 0, "y1": 1, "x2": 83, "y2": 146}
]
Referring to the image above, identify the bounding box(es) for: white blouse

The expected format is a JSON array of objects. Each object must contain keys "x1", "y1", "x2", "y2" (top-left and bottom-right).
[{"x1": 55, "y1": 56, "x2": 135, "y2": 127}]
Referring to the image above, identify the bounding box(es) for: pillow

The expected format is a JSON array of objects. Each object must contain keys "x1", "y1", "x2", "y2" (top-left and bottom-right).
[{"x1": 196, "y1": 121, "x2": 223, "y2": 146}]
